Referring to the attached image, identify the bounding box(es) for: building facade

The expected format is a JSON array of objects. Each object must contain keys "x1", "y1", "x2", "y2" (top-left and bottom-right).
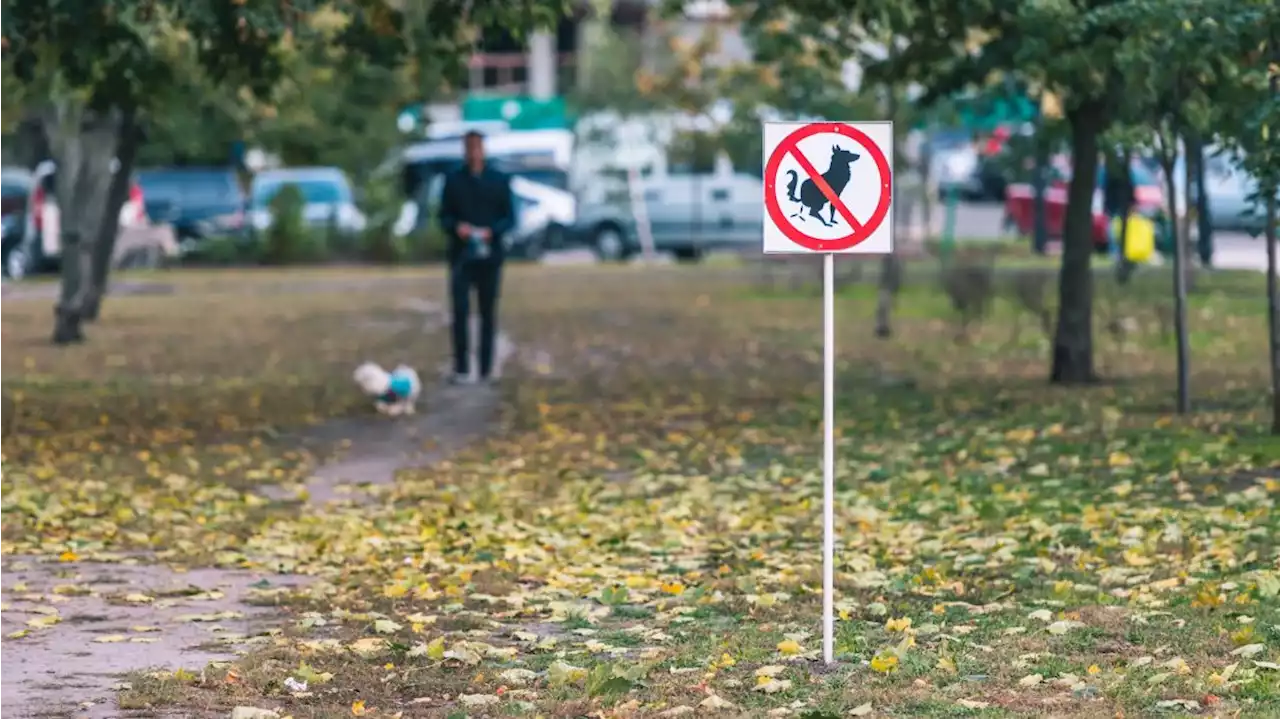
[{"x1": 465, "y1": 0, "x2": 749, "y2": 98}]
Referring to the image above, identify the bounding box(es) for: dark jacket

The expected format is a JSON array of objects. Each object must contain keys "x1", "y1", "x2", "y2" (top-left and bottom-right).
[
  {"x1": 1102, "y1": 156, "x2": 1135, "y2": 216},
  {"x1": 438, "y1": 165, "x2": 516, "y2": 263}
]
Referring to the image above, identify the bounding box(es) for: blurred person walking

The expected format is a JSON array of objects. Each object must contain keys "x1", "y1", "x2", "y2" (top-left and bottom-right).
[
  {"x1": 439, "y1": 131, "x2": 515, "y2": 385},
  {"x1": 1102, "y1": 149, "x2": 1136, "y2": 282}
]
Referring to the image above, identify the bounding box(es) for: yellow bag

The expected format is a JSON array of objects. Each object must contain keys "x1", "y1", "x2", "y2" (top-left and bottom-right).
[{"x1": 1113, "y1": 214, "x2": 1155, "y2": 262}]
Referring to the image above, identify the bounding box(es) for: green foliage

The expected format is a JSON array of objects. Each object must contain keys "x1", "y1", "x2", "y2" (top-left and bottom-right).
[
  {"x1": 262, "y1": 184, "x2": 325, "y2": 265},
  {"x1": 186, "y1": 235, "x2": 259, "y2": 266},
  {"x1": 727, "y1": 10, "x2": 880, "y2": 122},
  {"x1": 252, "y1": 32, "x2": 412, "y2": 181},
  {"x1": 570, "y1": 20, "x2": 654, "y2": 117},
  {"x1": 4, "y1": 0, "x2": 575, "y2": 171},
  {"x1": 1, "y1": 0, "x2": 570, "y2": 111},
  {"x1": 666, "y1": 131, "x2": 719, "y2": 174},
  {"x1": 599, "y1": 584, "x2": 630, "y2": 606},
  {"x1": 410, "y1": 223, "x2": 451, "y2": 263},
  {"x1": 355, "y1": 176, "x2": 411, "y2": 264},
  {"x1": 358, "y1": 231, "x2": 406, "y2": 264}
]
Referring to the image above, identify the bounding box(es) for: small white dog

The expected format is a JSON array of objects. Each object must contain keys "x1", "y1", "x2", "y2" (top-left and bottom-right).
[{"x1": 353, "y1": 362, "x2": 421, "y2": 416}]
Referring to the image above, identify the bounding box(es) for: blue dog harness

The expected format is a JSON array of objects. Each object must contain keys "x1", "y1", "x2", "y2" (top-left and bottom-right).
[{"x1": 378, "y1": 373, "x2": 415, "y2": 403}]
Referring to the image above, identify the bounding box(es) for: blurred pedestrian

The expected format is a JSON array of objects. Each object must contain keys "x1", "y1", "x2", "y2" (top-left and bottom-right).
[
  {"x1": 1102, "y1": 149, "x2": 1136, "y2": 281},
  {"x1": 438, "y1": 131, "x2": 515, "y2": 385}
]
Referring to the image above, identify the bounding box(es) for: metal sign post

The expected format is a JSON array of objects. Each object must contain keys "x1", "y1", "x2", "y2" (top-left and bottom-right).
[{"x1": 761, "y1": 121, "x2": 895, "y2": 664}]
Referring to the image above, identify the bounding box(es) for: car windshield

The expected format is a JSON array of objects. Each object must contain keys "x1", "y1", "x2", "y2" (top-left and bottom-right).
[
  {"x1": 403, "y1": 159, "x2": 569, "y2": 197},
  {"x1": 506, "y1": 167, "x2": 570, "y2": 191},
  {"x1": 138, "y1": 170, "x2": 240, "y2": 205},
  {"x1": 403, "y1": 160, "x2": 459, "y2": 200},
  {"x1": 252, "y1": 177, "x2": 349, "y2": 207},
  {"x1": 1080, "y1": 161, "x2": 1159, "y2": 187}
]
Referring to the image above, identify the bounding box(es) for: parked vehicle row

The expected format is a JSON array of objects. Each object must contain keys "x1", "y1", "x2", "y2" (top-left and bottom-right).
[
  {"x1": 136, "y1": 167, "x2": 245, "y2": 252},
  {"x1": 1002, "y1": 148, "x2": 1271, "y2": 251},
  {"x1": 1, "y1": 162, "x2": 370, "y2": 279},
  {"x1": 392, "y1": 126, "x2": 771, "y2": 263},
  {"x1": 1004, "y1": 158, "x2": 1165, "y2": 252},
  {"x1": 927, "y1": 125, "x2": 1020, "y2": 203},
  {"x1": 1, "y1": 161, "x2": 148, "y2": 280}
]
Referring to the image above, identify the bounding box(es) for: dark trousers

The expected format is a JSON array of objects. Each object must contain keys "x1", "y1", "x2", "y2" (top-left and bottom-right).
[{"x1": 449, "y1": 258, "x2": 503, "y2": 378}]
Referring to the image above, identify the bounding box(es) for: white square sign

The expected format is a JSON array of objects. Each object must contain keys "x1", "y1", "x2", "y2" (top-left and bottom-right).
[{"x1": 761, "y1": 121, "x2": 894, "y2": 254}]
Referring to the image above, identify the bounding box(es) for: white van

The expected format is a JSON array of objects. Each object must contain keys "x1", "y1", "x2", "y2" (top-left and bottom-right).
[
  {"x1": 400, "y1": 129, "x2": 575, "y2": 194},
  {"x1": 394, "y1": 174, "x2": 576, "y2": 261},
  {"x1": 395, "y1": 129, "x2": 578, "y2": 258}
]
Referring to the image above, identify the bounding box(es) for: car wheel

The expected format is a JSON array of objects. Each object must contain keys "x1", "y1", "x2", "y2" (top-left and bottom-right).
[
  {"x1": 544, "y1": 223, "x2": 566, "y2": 250},
  {"x1": 4, "y1": 246, "x2": 30, "y2": 280},
  {"x1": 593, "y1": 223, "x2": 631, "y2": 263},
  {"x1": 514, "y1": 232, "x2": 546, "y2": 263},
  {"x1": 673, "y1": 246, "x2": 703, "y2": 263}
]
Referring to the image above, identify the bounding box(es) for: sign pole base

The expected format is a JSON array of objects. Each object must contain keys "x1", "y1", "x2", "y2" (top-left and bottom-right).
[{"x1": 822, "y1": 252, "x2": 835, "y2": 665}]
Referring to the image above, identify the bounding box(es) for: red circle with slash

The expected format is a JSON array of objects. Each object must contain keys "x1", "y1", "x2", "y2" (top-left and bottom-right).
[{"x1": 764, "y1": 122, "x2": 893, "y2": 251}]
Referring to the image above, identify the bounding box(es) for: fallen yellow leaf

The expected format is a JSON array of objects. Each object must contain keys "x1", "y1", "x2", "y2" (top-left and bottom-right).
[
  {"x1": 776, "y1": 639, "x2": 803, "y2": 656},
  {"x1": 870, "y1": 652, "x2": 898, "y2": 673},
  {"x1": 885, "y1": 617, "x2": 912, "y2": 632}
]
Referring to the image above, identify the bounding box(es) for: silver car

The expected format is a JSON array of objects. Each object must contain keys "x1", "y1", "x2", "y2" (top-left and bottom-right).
[
  {"x1": 575, "y1": 171, "x2": 766, "y2": 263},
  {"x1": 248, "y1": 167, "x2": 367, "y2": 236},
  {"x1": 1174, "y1": 149, "x2": 1277, "y2": 234}
]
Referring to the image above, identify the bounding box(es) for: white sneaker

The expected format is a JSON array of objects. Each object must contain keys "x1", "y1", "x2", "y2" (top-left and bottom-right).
[{"x1": 449, "y1": 373, "x2": 476, "y2": 386}]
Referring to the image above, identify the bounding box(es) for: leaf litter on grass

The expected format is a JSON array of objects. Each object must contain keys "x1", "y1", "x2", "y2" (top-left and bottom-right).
[
  {"x1": 2, "y1": 275, "x2": 455, "y2": 715},
  {"x1": 4, "y1": 265, "x2": 1279, "y2": 718}
]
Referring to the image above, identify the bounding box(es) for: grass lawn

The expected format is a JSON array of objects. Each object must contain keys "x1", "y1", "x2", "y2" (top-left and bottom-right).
[{"x1": 3, "y1": 261, "x2": 1279, "y2": 719}]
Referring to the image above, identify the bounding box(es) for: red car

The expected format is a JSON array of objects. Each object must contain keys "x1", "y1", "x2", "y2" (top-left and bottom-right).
[{"x1": 1004, "y1": 159, "x2": 1164, "y2": 250}]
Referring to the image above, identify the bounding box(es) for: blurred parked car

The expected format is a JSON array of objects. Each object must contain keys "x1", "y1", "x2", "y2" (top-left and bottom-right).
[
  {"x1": 248, "y1": 167, "x2": 366, "y2": 236},
  {"x1": 506, "y1": 177, "x2": 576, "y2": 259},
  {"x1": 1005, "y1": 158, "x2": 1164, "y2": 251},
  {"x1": 574, "y1": 170, "x2": 765, "y2": 263},
  {"x1": 974, "y1": 125, "x2": 1019, "y2": 202},
  {"x1": 136, "y1": 167, "x2": 245, "y2": 252},
  {"x1": 925, "y1": 126, "x2": 1020, "y2": 203},
  {"x1": 1173, "y1": 149, "x2": 1278, "y2": 234},
  {"x1": 2, "y1": 167, "x2": 33, "y2": 278},
  {"x1": 931, "y1": 142, "x2": 983, "y2": 200},
  {"x1": 6, "y1": 160, "x2": 147, "y2": 280},
  {"x1": 394, "y1": 174, "x2": 576, "y2": 261}
]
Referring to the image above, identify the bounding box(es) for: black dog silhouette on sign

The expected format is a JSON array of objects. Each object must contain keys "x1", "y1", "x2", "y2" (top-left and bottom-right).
[{"x1": 785, "y1": 145, "x2": 861, "y2": 227}]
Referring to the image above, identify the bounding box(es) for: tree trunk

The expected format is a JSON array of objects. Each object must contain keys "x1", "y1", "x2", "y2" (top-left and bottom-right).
[
  {"x1": 1162, "y1": 150, "x2": 1191, "y2": 413},
  {"x1": 1032, "y1": 105, "x2": 1050, "y2": 255},
  {"x1": 1050, "y1": 105, "x2": 1105, "y2": 383},
  {"x1": 83, "y1": 107, "x2": 140, "y2": 322},
  {"x1": 1187, "y1": 133, "x2": 1214, "y2": 267},
  {"x1": 1267, "y1": 189, "x2": 1278, "y2": 434},
  {"x1": 874, "y1": 253, "x2": 901, "y2": 338},
  {"x1": 920, "y1": 141, "x2": 933, "y2": 241},
  {"x1": 1264, "y1": 55, "x2": 1274, "y2": 429},
  {"x1": 875, "y1": 78, "x2": 903, "y2": 338},
  {"x1": 1115, "y1": 149, "x2": 1136, "y2": 285},
  {"x1": 14, "y1": 115, "x2": 54, "y2": 168},
  {"x1": 47, "y1": 103, "x2": 121, "y2": 344}
]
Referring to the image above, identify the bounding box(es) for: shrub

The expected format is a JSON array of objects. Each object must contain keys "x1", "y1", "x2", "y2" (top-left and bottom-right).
[
  {"x1": 356, "y1": 176, "x2": 411, "y2": 264},
  {"x1": 361, "y1": 229, "x2": 408, "y2": 264},
  {"x1": 406, "y1": 223, "x2": 449, "y2": 262},
  {"x1": 261, "y1": 184, "x2": 326, "y2": 264},
  {"x1": 188, "y1": 235, "x2": 258, "y2": 265},
  {"x1": 939, "y1": 255, "x2": 996, "y2": 341}
]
